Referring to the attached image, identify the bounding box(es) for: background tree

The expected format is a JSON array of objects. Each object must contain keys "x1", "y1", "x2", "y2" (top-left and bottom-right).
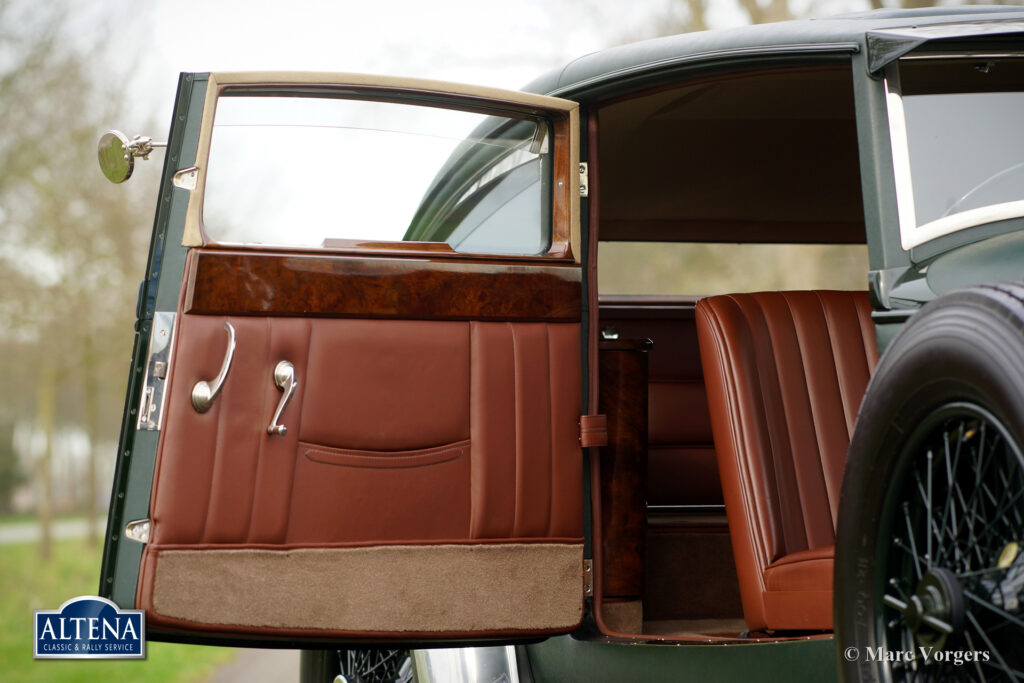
[{"x1": 0, "y1": 0, "x2": 153, "y2": 555}]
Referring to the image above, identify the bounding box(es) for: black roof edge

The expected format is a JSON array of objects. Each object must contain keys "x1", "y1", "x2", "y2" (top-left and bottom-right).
[
  {"x1": 867, "y1": 21, "x2": 1024, "y2": 73},
  {"x1": 546, "y1": 42, "x2": 860, "y2": 101}
]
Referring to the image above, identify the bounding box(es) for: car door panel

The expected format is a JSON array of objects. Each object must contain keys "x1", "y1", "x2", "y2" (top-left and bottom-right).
[
  {"x1": 105, "y1": 72, "x2": 585, "y2": 644},
  {"x1": 141, "y1": 301, "x2": 583, "y2": 636}
]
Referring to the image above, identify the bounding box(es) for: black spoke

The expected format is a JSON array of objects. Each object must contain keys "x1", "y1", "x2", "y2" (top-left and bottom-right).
[
  {"x1": 963, "y1": 591, "x2": 1024, "y2": 631},
  {"x1": 927, "y1": 450, "x2": 934, "y2": 565},
  {"x1": 964, "y1": 631, "x2": 988, "y2": 682},
  {"x1": 873, "y1": 405, "x2": 1024, "y2": 683},
  {"x1": 337, "y1": 649, "x2": 412, "y2": 683},
  {"x1": 966, "y1": 611, "x2": 1023, "y2": 681}
]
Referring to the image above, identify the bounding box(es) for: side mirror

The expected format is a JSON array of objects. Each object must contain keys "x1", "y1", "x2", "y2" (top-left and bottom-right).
[{"x1": 97, "y1": 130, "x2": 166, "y2": 184}]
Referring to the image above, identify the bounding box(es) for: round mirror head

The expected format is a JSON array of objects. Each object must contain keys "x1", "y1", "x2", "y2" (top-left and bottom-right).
[{"x1": 98, "y1": 130, "x2": 133, "y2": 184}]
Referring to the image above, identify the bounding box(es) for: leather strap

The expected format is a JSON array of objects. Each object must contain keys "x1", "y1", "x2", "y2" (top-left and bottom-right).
[{"x1": 579, "y1": 414, "x2": 608, "y2": 448}]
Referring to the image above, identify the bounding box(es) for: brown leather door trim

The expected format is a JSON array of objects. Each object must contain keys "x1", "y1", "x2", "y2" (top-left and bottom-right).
[{"x1": 185, "y1": 249, "x2": 582, "y2": 322}]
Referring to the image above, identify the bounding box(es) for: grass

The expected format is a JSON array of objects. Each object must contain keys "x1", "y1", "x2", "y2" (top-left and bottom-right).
[
  {"x1": 0, "y1": 512, "x2": 84, "y2": 527},
  {"x1": 0, "y1": 538, "x2": 236, "y2": 682}
]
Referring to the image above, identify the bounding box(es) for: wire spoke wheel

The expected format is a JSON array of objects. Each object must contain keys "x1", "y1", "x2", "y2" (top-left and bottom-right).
[
  {"x1": 877, "y1": 403, "x2": 1024, "y2": 682},
  {"x1": 335, "y1": 648, "x2": 413, "y2": 683},
  {"x1": 836, "y1": 284, "x2": 1024, "y2": 683}
]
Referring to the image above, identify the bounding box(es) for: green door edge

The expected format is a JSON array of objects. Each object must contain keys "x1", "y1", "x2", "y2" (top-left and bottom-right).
[{"x1": 99, "y1": 72, "x2": 209, "y2": 607}]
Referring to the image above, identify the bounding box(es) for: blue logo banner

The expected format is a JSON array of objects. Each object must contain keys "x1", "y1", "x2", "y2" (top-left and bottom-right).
[{"x1": 34, "y1": 596, "x2": 145, "y2": 659}]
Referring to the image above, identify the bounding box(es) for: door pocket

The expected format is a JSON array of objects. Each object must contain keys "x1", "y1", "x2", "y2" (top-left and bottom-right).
[
  {"x1": 288, "y1": 440, "x2": 471, "y2": 544},
  {"x1": 301, "y1": 440, "x2": 470, "y2": 469}
]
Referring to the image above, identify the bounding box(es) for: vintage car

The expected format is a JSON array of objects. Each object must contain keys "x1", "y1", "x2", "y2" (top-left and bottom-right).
[{"x1": 98, "y1": 6, "x2": 1024, "y2": 682}]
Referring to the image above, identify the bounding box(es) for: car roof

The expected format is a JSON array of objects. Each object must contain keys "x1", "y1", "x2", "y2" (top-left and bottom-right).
[{"x1": 525, "y1": 6, "x2": 1024, "y2": 98}]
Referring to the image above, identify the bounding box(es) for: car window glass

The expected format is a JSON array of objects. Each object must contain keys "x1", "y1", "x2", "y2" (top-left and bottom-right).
[
  {"x1": 899, "y1": 58, "x2": 1024, "y2": 228},
  {"x1": 598, "y1": 242, "x2": 868, "y2": 295},
  {"x1": 203, "y1": 95, "x2": 552, "y2": 254}
]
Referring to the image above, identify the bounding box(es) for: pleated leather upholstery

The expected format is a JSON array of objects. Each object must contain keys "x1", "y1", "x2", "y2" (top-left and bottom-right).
[{"x1": 695, "y1": 291, "x2": 876, "y2": 631}]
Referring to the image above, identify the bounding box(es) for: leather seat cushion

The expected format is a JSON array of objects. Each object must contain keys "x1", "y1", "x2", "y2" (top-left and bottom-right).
[
  {"x1": 762, "y1": 546, "x2": 834, "y2": 630},
  {"x1": 764, "y1": 546, "x2": 833, "y2": 592}
]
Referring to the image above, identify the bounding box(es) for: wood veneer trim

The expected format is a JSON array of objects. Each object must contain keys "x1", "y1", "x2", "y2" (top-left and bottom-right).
[{"x1": 185, "y1": 250, "x2": 582, "y2": 321}]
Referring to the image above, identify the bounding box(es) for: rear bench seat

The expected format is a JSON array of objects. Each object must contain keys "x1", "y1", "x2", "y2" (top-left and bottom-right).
[{"x1": 695, "y1": 291, "x2": 876, "y2": 631}]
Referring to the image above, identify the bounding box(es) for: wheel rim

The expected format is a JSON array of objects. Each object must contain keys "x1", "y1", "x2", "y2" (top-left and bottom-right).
[
  {"x1": 336, "y1": 649, "x2": 412, "y2": 683},
  {"x1": 876, "y1": 402, "x2": 1024, "y2": 682}
]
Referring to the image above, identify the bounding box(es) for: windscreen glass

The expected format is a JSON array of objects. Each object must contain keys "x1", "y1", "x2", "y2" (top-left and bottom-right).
[{"x1": 899, "y1": 58, "x2": 1024, "y2": 228}]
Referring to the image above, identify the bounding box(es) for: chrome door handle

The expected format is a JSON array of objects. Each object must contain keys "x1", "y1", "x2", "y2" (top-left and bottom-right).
[
  {"x1": 267, "y1": 361, "x2": 297, "y2": 436},
  {"x1": 191, "y1": 321, "x2": 236, "y2": 413}
]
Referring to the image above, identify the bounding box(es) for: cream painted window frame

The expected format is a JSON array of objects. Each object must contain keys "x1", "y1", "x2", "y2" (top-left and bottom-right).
[{"x1": 181, "y1": 72, "x2": 581, "y2": 262}]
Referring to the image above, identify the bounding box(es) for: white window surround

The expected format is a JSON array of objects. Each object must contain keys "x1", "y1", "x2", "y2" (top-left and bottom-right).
[{"x1": 884, "y1": 63, "x2": 1024, "y2": 251}]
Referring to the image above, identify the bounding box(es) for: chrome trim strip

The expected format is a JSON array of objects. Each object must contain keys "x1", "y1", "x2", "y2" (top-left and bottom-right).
[
  {"x1": 647, "y1": 504, "x2": 726, "y2": 514},
  {"x1": 412, "y1": 645, "x2": 520, "y2": 683},
  {"x1": 901, "y1": 51, "x2": 1024, "y2": 60}
]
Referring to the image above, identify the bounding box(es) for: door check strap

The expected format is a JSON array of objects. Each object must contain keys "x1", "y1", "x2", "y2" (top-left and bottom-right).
[{"x1": 579, "y1": 415, "x2": 607, "y2": 448}]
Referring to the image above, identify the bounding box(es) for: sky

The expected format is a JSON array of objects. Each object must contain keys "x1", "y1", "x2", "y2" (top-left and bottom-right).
[
  {"x1": 80, "y1": 0, "x2": 677, "y2": 132},
  {"x1": 64, "y1": 0, "x2": 734, "y2": 244}
]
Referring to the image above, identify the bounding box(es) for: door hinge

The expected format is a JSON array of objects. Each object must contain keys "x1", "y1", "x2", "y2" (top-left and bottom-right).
[
  {"x1": 579, "y1": 162, "x2": 589, "y2": 198},
  {"x1": 124, "y1": 519, "x2": 150, "y2": 544},
  {"x1": 138, "y1": 311, "x2": 176, "y2": 431},
  {"x1": 583, "y1": 559, "x2": 594, "y2": 596},
  {"x1": 172, "y1": 166, "x2": 199, "y2": 191}
]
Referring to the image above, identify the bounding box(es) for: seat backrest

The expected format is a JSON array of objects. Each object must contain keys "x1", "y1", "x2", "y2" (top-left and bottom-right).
[{"x1": 695, "y1": 291, "x2": 876, "y2": 574}]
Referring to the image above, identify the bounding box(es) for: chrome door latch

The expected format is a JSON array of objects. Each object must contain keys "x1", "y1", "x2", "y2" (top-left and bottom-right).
[
  {"x1": 138, "y1": 312, "x2": 176, "y2": 430},
  {"x1": 191, "y1": 321, "x2": 236, "y2": 413}
]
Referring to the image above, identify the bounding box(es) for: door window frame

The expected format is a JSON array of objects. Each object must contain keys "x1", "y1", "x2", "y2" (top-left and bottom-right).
[{"x1": 183, "y1": 72, "x2": 581, "y2": 263}]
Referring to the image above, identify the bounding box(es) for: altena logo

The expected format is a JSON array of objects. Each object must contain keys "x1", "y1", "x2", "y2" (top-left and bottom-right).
[{"x1": 34, "y1": 596, "x2": 145, "y2": 659}]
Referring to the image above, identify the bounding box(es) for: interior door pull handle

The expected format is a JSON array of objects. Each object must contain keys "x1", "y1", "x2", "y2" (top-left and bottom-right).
[
  {"x1": 191, "y1": 321, "x2": 236, "y2": 413},
  {"x1": 268, "y1": 361, "x2": 297, "y2": 436}
]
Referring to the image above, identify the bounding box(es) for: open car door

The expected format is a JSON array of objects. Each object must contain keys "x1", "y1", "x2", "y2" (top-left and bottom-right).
[{"x1": 100, "y1": 72, "x2": 586, "y2": 646}]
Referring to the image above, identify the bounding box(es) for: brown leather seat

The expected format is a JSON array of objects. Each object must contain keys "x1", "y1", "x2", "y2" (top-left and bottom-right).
[{"x1": 695, "y1": 291, "x2": 876, "y2": 631}]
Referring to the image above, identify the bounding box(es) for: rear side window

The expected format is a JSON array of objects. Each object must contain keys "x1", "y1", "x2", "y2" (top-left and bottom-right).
[
  {"x1": 203, "y1": 94, "x2": 552, "y2": 255},
  {"x1": 598, "y1": 242, "x2": 868, "y2": 295}
]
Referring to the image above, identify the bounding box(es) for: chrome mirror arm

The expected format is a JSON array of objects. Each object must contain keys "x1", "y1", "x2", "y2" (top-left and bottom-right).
[{"x1": 123, "y1": 135, "x2": 167, "y2": 161}]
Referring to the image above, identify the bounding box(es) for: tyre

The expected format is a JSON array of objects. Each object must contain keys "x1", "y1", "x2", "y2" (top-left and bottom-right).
[{"x1": 836, "y1": 283, "x2": 1024, "y2": 683}]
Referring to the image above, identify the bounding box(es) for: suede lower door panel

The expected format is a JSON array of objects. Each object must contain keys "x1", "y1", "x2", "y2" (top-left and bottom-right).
[{"x1": 141, "y1": 313, "x2": 583, "y2": 637}]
